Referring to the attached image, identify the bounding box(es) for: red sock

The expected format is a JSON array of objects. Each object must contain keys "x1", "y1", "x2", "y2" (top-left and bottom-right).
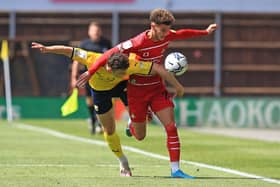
[
  {"x1": 129, "y1": 122, "x2": 136, "y2": 137},
  {"x1": 164, "y1": 122, "x2": 180, "y2": 162}
]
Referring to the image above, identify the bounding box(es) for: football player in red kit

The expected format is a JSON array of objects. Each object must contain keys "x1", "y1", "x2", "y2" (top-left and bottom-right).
[{"x1": 77, "y1": 8, "x2": 217, "y2": 178}]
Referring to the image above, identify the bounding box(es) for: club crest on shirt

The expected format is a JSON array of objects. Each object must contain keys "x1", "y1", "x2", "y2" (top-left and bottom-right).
[
  {"x1": 75, "y1": 49, "x2": 87, "y2": 59},
  {"x1": 143, "y1": 52, "x2": 149, "y2": 57}
]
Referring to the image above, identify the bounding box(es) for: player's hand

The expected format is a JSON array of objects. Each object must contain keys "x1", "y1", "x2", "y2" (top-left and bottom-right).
[
  {"x1": 76, "y1": 71, "x2": 91, "y2": 88},
  {"x1": 175, "y1": 85, "x2": 184, "y2": 97},
  {"x1": 206, "y1": 24, "x2": 218, "y2": 34},
  {"x1": 31, "y1": 42, "x2": 47, "y2": 53}
]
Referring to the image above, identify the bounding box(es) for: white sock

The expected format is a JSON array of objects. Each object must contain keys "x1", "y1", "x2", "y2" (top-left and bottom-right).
[
  {"x1": 127, "y1": 118, "x2": 131, "y2": 126},
  {"x1": 119, "y1": 155, "x2": 129, "y2": 169},
  {"x1": 171, "y1": 161, "x2": 180, "y2": 173}
]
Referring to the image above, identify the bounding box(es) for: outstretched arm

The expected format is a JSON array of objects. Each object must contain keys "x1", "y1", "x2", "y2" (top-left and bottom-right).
[
  {"x1": 150, "y1": 63, "x2": 184, "y2": 97},
  {"x1": 31, "y1": 42, "x2": 73, "y2": 57},
  {"x1": 170, "y1": 23, "x2": 218, "y2": 40}
]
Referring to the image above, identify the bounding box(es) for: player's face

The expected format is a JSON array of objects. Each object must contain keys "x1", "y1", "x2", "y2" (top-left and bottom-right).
[
  {"x1": 112, "y1": 69, "x2": 127, "y2": 78},
  {"x1": 152, "y1": 23, "x2": 170, "y2": 41}
]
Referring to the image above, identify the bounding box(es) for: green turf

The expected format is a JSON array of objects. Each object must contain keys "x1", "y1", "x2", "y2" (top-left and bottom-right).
[{"x1": 0, "y1": 119, "x2": 279, "y2": 187}]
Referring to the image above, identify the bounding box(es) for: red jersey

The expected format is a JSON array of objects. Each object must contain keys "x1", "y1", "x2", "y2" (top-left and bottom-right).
[{"x1": 88, "y1": 29, "x2": 208, "y2": 86}]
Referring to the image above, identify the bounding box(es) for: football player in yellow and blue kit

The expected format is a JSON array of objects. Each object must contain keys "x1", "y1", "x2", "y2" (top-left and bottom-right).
[{"x1": 31, "y1": 42, "x2": 185, "y2": 177}]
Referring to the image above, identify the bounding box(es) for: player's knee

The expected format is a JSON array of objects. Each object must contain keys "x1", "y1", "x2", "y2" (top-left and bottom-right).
[
  {"x1": 130, "y1": 121, "x2": 146, "y2": 141},
  {"x1": 165, "y1": 122, "x2": 177, "y2": 133},
  {"x1": 134, "y1": 134, "x2": 146, "y2": 141},
  {"x1": 103, "y1": 127, "x2": 114, "y2": 135}
]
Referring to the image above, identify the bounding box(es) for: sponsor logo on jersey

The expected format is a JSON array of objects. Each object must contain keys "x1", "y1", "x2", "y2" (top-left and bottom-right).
[{"x1": 139, "y1": 62, "x2": 144, "y2": 69}]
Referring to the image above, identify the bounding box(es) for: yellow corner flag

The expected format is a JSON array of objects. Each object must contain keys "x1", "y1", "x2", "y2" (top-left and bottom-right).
[
  {"x1": 1, "y1": 40, "x2": 9, "y2": 60},
  {"x1": 61, "y1": 88, "x2": 79, "y2": 116}
]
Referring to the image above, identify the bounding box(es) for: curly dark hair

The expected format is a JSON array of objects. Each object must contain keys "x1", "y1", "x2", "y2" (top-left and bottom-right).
[
  {"x1": 107, "y1": 53, "x2": 129, "y2": 70},
  {"x1": 149, "y1": 8, "x2": 175, "y2": 26}
]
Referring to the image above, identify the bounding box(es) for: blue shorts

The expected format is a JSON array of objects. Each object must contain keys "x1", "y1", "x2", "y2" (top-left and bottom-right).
[{"x1": 91, "y1": 80, "x2": 128, "y2": 114}]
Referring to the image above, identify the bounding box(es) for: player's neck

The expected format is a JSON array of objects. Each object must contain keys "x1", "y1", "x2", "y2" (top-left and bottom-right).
[{"x1": 147, "y1": 30, "x2": 160, "y2": 42}]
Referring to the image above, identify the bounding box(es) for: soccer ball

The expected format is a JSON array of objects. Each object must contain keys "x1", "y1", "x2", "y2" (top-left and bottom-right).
[{"x1": 164, "y1": 52, "x2": 188, "y2": 76}]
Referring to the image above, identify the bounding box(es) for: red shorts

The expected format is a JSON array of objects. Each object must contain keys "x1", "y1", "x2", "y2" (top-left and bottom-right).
[{"x1": 127, "y1": 82, "x2": 174, "y2": 123}]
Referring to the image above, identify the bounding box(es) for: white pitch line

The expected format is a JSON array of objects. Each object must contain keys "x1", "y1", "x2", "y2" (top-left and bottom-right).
[{"x1": 15, "y1": 123, "x2": 280, "y2": 185}]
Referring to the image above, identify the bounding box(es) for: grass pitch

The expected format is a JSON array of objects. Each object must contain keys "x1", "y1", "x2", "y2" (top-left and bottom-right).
[{"x1": 0, "y1": 119, "x2": 279, "y2": 187}]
